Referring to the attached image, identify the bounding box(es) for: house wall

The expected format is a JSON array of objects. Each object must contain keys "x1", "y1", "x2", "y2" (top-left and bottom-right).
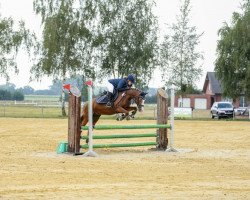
[
  {"x1": 174, "y1": 94, "x2": 211, "y2": 109},
  {"x1": 205, "y1": 83, "x2": 213, "y2": 95},
  {"x1": 215, "y1": 94, "x2": 221, "y2": 102},
  {"x1": 202, "y1": 72, "x2": 249, "y2": 108}
]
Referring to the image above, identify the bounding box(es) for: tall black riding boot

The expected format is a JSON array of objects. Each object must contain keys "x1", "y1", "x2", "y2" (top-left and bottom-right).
[{"x1": 106, "y1": 92, "x2": 114, "y2": 107}]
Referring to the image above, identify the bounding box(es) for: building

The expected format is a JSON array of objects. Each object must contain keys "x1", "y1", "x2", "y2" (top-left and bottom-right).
[
  {"x1": 174, "y1": 72, "x2": 249, "y2": 109},
  {"x1": 202, "y1": 72, "x2": 223, "y2": 108}
]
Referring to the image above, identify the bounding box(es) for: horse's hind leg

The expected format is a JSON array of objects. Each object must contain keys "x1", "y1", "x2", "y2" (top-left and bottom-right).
[
  {"x1": 85, "y1": 114, "x2": 100, "y2": 144},
  {"x1": 81, "y1": 103, "x2": 89, "y2": 127},
  {"x1": 81, "y1": 115, "x2": 88, "y2": 126},
  {"x1": 93, "y1": 114, "x2": 101, "y2": 127}
]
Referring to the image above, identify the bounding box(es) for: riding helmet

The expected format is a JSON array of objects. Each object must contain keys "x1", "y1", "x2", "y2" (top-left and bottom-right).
[{"x1": 127, "y1": 74, "x2": 135, "y2": 83}]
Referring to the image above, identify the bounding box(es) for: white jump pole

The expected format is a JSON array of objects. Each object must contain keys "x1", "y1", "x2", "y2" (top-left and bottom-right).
[
  {"x1": 166, "y1": 86, "x2": 178, "y2": 152},
  {"x1": 83, "y1": 81, "x2": 98, "y2": 157}
]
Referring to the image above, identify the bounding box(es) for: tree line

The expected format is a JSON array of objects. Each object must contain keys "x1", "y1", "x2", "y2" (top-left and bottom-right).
[
  {"x1": 0, "y1": 0, "x2": 249, "y2": 115},
  {"x1": 0, "y1": 90, "x2": 24, "y2": 101}
]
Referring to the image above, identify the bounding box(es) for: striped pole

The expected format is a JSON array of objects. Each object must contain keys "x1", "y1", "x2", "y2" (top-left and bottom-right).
[
  {"x1": 81, "y1": 142, "x2": 157, "y2": 149},
  {"x1": 166, "y1": 86, "x2": 178, "y2": 152},
  {"x1": 83, "y1": 80, "x2": 98, "y2": 157},
  {"x1": 81, "y1": 133, "x2": 157, "y2": 140},
  {"x1": 81, "y1": 124, "x2": 171, "y2": 130}
]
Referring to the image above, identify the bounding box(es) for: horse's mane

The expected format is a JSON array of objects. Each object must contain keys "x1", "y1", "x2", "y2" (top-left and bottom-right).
[{"x1": 130, "y1": 88, "x2": 142, "y2": 93}]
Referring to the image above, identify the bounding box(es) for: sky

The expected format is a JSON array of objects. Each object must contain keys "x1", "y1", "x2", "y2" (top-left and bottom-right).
[{"x1": 0, "y1": 0, "x2": 242, "y2": 90}]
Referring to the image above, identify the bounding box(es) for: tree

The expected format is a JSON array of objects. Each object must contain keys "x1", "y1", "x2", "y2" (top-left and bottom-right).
[
  {"x1": 0, "y1": 90, "x2": 12, "y2": 100},
  {"x1": 12, "y1": 90, "x2": 24, "y2": 101},
  {"x1": 0, "y1": 15, "x2": 33, "y2": 80},
  {"x1": 215, "y1": 0, "x2": 250, "y2": 99},
  {"x1": 98, "y1": 0, "x2": 158, "y2": 89},
  {"x1": 160, "y1": 0, "x2": 203, "y2": 96},
  {"x1": 20, "y1": 86, "x2": 35, "y2": 95},
  {"x1": 0, "y1": 83, "x2": 16, "y2": 92},
  {"x1": 32, "y1": 0, "x2": 99, "y2": 116}
]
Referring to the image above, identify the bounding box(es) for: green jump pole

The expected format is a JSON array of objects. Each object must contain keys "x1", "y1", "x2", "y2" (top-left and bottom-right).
[
  {"x1": 81, "y1": 133, "x2": 157, "y2": 140},
  {"x1": 81, "y1": 124, "x2": 171, "y2": 130},
  {"x1": 80, "y1": 142, "x2": 157, "y2": 149}
]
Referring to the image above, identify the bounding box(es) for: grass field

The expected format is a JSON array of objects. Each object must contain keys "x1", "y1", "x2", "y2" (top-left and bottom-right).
[
  {"x1": 0, "y1": 118, "x2": 249, "y2": 199},
  {"x1": 0, "y1": 104, "x2": 159, "y2": 119},
  {"x1": 24, "y1": 95, "x2": 60, "y2": 102},
  {"x1": 0, "y1": 105, "x2": 64, "y2": 118},
  {"x1": 1, "y1": 103, "x2": 247, "y2": 120}
]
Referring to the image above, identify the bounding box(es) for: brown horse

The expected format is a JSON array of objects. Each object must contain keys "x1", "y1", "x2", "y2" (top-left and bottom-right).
[{"x1": 81, "y1": 88, "x2": 147, "y2": 127}]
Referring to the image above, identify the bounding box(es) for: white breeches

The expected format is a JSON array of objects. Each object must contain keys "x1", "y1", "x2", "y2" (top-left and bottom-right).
[{"x1": 105, "y1": 81, "x2": 114, "y2": 93}]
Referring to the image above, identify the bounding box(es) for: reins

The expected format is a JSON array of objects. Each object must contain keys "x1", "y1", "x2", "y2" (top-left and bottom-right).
[{"x1": 114, "y1": 88, "x2": 142, "y2": 109}]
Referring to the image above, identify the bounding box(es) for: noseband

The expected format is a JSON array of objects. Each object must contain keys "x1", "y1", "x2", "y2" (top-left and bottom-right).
[{"x1": 135, "y1": 95, "x2": 145, "y2": 109}]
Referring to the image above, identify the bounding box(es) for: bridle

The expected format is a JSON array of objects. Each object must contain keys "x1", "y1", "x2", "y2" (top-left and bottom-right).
[{"x1": 134, "y1": 94, "x2": 145, "y2": 110}]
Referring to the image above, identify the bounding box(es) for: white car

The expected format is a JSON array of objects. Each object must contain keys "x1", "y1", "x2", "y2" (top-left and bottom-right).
[
  {"x1": 211, "y1": 102, "x2": 234, "y2": 119},
  {"x1": 234, "y1": 107, "x2": 250, "y2": 116}
]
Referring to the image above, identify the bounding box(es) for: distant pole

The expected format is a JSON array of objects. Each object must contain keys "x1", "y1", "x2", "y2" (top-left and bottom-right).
[
  {"x1": 41, "y1": 106, "x2": 44, "y2": 118},
  {"x1": 4, "y1": 102, "x2": 6, "y2": 117},
  {"x1": 153, "y1": 107, "x2": 156, "y2": 120},
  {"x1": 166, "y1": 86, "x2": 178, "y2": 152},
  {"x1": 83, "y1": 80, "x2": 98, "y2": 157}
]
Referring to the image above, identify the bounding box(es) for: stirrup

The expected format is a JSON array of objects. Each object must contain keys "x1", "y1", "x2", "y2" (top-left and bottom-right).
[{"x1": 106, "y1": 102, "x2": 112, "y2": 107}]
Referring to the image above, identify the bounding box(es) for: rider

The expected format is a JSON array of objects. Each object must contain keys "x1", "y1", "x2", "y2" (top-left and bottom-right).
[{"x1": 105, "y1": 74, "x2": 135, "y2": 107}]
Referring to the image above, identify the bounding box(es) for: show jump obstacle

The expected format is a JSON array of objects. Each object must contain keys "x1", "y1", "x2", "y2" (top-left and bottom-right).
[{"x1": 63, "y1": 82, "x2": 177, "y2": 156}]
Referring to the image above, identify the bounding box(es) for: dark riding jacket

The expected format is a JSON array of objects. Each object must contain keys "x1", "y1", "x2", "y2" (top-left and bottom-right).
[{"x1": 108, "y1": 78, "x2": 130, "y2": 91}]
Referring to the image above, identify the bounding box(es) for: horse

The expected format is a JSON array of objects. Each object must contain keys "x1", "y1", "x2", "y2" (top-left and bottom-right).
[{"x1": 81, "y1": 88, "x2": 147, "y2": 127}]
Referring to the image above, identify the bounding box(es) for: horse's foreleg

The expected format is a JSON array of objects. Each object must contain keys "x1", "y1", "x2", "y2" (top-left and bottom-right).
[
  {"x1": 115, "y1": 107, "x2": 129, "y2": 121},
  {"x1": 126, "y1": 107, "x2": 137, "y2": 118}
]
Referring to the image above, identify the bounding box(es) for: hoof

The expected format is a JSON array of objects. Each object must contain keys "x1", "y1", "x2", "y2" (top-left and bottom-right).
[
  {"x1": 126, "y1": 116, "x2": 131, "y2": 120},
  {"x1": 130, "y1": 115, "x2": 135, "y2": 119},
  {"x1": 116, "y1": 116, "x2": 123, "y2": 121}
]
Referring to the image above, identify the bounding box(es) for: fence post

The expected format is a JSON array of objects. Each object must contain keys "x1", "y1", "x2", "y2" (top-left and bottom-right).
[
  {"x1": 67, "y1": 94, "x2": 81, "y2": 153},
  {"x1": 156, "y1": 88, "x2": 168, "y2": 150}
]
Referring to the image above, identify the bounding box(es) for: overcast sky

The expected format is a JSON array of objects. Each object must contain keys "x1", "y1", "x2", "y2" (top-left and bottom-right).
[{"x1": 0, "y1": 0, "x2": 242, "y2": 90}]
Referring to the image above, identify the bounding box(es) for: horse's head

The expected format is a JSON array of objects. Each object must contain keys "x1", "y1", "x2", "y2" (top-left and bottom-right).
[
  {"x1": 137, "y1": 91, "x2": 148, "y2": 112},
  {"x1": 129, "y1": 89, "x2": 148, "y2": 112}
]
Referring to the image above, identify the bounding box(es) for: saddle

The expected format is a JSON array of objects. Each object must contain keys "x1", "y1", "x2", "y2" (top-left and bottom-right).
[{"x1": 96, "y1": 90, "x2": 119, "y2": 104}]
